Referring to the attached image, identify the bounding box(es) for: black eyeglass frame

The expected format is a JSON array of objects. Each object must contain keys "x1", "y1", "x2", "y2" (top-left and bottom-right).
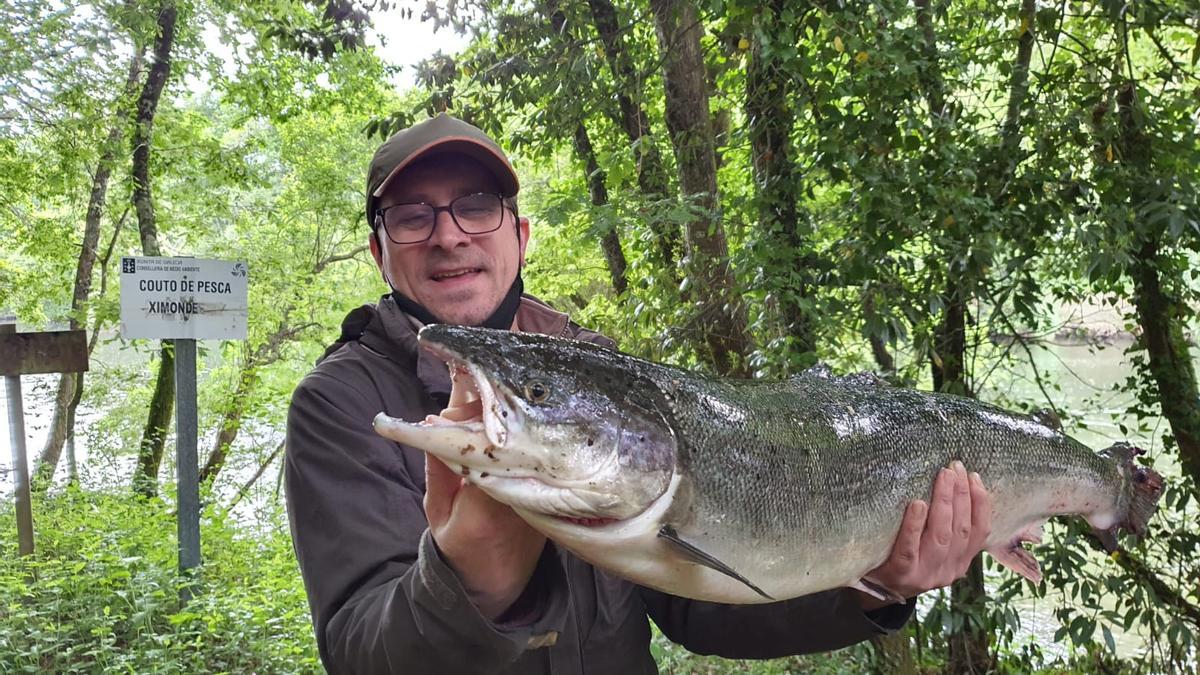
[{"x1": 373, "y1": 192, "x2": 519, "y2": 245}]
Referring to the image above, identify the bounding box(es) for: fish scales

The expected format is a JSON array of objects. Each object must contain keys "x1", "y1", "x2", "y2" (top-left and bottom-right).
[
  {"x1": 374, "y1": 325, "x2": 1165, "y2": 605},
  {"x1": 658, "y1": 372, "x2": 1118, "y2": 591}
]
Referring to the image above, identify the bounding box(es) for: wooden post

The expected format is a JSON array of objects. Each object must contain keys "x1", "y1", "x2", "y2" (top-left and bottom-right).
[
  {"x1": 0, "y1": 328, "x2": 89, "y2": 557},
  {"x1": 2, "y1": 321, "x2": 33, "y2": 556},
  {"x1": 4, "y1": 374, "x2": 33, "y2": 556}
]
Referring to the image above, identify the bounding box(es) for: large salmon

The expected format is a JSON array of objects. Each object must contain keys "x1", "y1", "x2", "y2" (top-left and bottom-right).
[{"x1": 375, "y1": 325, "x2": 1164, "y2": 604}]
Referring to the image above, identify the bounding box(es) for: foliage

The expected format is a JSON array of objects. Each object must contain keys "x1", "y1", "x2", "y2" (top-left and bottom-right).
[{"x1": 0, "y1": 490, "x2": 319, "y2": 673}]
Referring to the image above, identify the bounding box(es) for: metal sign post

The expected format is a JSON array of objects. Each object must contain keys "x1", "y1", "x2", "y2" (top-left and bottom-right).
[
  {"x1": 0, "y1": 324, "x2": 89, "y2": 556},
  {"x1": 119, "y1": 256, "x2": 247, "y2": 600},
  {"x1": 175, "y1": 338, "x2": 200, "y2": 600}
]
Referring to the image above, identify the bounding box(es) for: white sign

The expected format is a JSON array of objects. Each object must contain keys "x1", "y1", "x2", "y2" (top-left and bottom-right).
[{"x1": 120, "y1": 257, "x2": 248, "y2": 340}]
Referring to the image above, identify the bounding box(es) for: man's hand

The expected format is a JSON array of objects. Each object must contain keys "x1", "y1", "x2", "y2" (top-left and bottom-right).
[
  {"x1": 856, "y1": 461, "x2": 992, "y2": 610},
  {"x1": 424, "y1": 455, "x2": 546, "y2": 620}
]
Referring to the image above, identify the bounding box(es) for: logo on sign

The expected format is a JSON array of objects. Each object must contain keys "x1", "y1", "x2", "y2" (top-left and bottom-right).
[{"x1": 122, "y1": 258, "x2": 136, "y2": 274}]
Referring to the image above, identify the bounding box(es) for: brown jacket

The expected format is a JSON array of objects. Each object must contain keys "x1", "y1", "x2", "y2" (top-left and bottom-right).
[{"x1": 285, "y1": 295, "x2": 912, "y2": 674}]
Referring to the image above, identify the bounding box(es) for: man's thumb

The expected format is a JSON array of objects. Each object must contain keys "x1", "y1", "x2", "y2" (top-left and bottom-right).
[{"x1": 423, "y1": 453, "x2": 461, "y2": 525}]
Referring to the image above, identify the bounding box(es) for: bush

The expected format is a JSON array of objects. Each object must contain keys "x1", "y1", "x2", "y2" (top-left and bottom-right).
[{"x1": 0, "y1": 489, "x2": 319, "y2": 673}]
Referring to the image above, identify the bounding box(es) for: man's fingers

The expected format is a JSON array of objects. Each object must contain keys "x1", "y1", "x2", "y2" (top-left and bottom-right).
[
  {"x1": 891, "y1": 499, "x2": 927, "y2": 569},
  {"x1": 950, "y1": 461, "x2": 972, "y2": 544},
  {"x1": 920, "y1": 467, "x2": 956, "y2": 563},
  {"x1": 423, "y1": 453, "x2": 462, "y2": 526},
  {"x1": 967, "y1": 471, "x2": 992, "y2": 552}
]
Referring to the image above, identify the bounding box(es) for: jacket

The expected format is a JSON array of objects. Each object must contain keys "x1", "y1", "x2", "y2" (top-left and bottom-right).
[{"x1": 285, "y1": 294, "x2": 913, "y2": 674}]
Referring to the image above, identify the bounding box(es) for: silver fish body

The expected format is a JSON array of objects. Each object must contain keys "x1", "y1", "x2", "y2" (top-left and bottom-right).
[{"x1": 375, "y1": 325, "x2": 1164, "y2": 604}]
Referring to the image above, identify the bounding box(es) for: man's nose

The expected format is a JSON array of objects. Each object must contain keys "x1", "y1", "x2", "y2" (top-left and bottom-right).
[{"x1": 427, "y1": 209, "x2": 470, "y2": 249}]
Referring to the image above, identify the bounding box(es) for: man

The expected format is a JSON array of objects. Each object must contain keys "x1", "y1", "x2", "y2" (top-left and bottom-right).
[{"x1": 285, "y1": 113, "x2": 992, "y2": 674}]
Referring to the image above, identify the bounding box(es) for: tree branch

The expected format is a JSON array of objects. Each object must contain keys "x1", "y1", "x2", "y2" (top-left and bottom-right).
[
  {"x1": 314, "y1": 243, "x2": 368, "y2": 274},
  {"x1": 225, "y1": 439, "x2": 286, "y2": 511}
]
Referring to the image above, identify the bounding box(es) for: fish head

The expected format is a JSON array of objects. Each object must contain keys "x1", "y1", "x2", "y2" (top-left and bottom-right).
[{"x1": 375, "y1": 324, "x2": 678, "y2": 524}]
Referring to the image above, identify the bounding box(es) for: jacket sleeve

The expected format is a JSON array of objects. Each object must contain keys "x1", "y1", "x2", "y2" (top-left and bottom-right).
[
  {"x1": 639, "y1": 586, "x2": 914, "y2": 659},
  {"x1": 285, "y1": 368, "x2": 570, "y2": 674}
]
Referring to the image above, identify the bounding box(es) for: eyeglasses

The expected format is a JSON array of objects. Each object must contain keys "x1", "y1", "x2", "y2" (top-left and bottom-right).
[{"x1": 374, "y1": 192, "x2": 514, "y2": 245}]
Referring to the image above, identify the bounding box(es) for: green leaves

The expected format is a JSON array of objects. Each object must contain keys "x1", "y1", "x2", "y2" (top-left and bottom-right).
[{"x1": 0, "y1": 491, "x2": 320, "y2": 672}]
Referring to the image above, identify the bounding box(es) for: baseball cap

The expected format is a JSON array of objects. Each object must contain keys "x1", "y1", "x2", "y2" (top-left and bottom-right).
[{"x1": 365, "y1": 113, "x2": 520, "y2": 224}]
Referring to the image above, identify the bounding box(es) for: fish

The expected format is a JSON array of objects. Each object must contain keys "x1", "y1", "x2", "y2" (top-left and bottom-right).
[{"x1": 374, "y1": 324, "x2": 1165, "y2": 605}]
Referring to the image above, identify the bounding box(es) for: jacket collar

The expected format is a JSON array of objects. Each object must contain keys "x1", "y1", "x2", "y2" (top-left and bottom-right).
[{"x1": 358, "y1": 294, "x2": 574, "y2": 401}]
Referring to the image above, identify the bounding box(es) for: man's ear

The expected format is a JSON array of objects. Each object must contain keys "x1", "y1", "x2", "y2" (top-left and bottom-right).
[
  {"x1": 518, "y1": 216, "x2": 530, "y2": 267},
  {"x1": 369, "y1": 229, "x2": 384, "y2": 268},
  {"x1": 369, "y1": 230, "x2": 392, "y2": 289}
]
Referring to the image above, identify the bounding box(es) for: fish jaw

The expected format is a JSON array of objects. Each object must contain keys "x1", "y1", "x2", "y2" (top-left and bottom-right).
[
  {"x1": 374, "y1": 410, "x2": 646, "y2": 520},
  {"x1": 373, "y1": 413, "x2": 492, "y2": 468}
]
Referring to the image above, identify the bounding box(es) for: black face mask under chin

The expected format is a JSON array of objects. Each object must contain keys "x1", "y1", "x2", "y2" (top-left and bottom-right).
[{"x1": 390, "y1": 275, "x2": 525, "y2": 330}]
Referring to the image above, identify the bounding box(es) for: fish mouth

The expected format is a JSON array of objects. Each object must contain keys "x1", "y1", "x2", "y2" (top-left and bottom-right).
[
  {"x1": 372, "y1": 334, "x2": 623, "y2": 526},
  {"x1": 424, "y1": 338, "x2": 511, "y2": 450}
]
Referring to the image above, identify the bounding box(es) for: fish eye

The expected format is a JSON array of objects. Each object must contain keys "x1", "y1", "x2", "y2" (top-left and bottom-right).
[{"x1": 524, "y1": 379, "x2": 552, "y2": 403}]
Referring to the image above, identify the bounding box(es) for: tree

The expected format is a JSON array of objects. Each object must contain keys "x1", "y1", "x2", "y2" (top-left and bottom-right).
[
  {"x1": 130, "y1": 1, "x2": 180, "y2": 498},
  {"x1": 34, "y1": 42, "x2": 145, "y2": 490},
  {"x1": 649, "y1": 0, "x2": 752, "y2": 375},
  {"x1": 742, "y1": 0, "x2": 819, "y2": 371}
]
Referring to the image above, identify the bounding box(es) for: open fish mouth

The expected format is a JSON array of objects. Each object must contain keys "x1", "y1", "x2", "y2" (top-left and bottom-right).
[{"x1": 373, "y1": 337, "x2": 624, "y2": 526}]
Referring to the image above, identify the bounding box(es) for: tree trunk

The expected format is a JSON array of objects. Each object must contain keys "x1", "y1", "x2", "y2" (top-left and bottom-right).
[
  {"x1": 572, "y1": 121, "x2": 628, "y2": 295},
  {"x1": 1130, "y1": 245, "x2": 1200, "y2": 483},
  {"x1": 545, "y1": 4, "x2": 629, "y2": 297},
  {"x1": 33, "y1": 378, "x2": 76, "y2": 490},
  {"x1": 198, "y1": 319, "x2": 315, "y2": 486},
  {"x1": 130, "y1": 1, "x2": 179, "y2": 498},
  {"x1": 133, "y1": 347, "x2": 175, "y2": 498},
  {"x1": 649, "y1": 0, "x2": 751, "y2": 376},
  {"x1": 132, "y1": 2, "x2": 176, "y2": 259},
  {"x1": 1116, "y1": 82, "x2": 1200, "y2": 488},
  {"x1": 872, "y1": 631, "x2": 918, "y2": 675},
  {"x1": 746, "y1": 0, "x2": 816, "y2": 369},
  {"x1": 932, "y1": 279, "x2": 993, "y2": 675},
  {"x1": 199, "y1": 359, "x2": 255, "y2": 486},
  {"x1": 33, "y1": 50, "x2": 145, "y2": 491},
  {"x1": 931, "y1": 278, "x2": 971, "y2": 395},
  {"x1": 946, "y1": 557, "x2": 991, "y2": 674},
  {"x1": 863, "y1": 291, "x2": 897, "y2": 375},
  {"x1": 937, "y1": 0, "x2": 1035, "y2": 668},
  {"x1": 585, "y1": 0, "x2": 680, "y2": 270}
]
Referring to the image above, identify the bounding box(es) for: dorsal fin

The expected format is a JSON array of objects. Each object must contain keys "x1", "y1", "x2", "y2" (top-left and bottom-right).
[
  {"x1": 657, "y1": 525, "x2": 774, "y2": 600},
  {"x1": 1030, "y1": 407, "x2": 1062, "y2": 431},
  {"x1": 843, "y1": 371, "x2": 889, "y2": 387}
]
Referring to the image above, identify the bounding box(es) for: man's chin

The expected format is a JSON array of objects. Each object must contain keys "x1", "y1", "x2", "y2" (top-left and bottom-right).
[{"x1": 419, "y1": 294, "x2": 499, "y2": 327}]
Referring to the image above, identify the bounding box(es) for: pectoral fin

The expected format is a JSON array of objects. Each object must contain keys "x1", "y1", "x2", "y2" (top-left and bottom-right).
[
  {"x1": 1091, "y1": 526, "x2": 1120, "y2": 553},
  {"x1": 987, "y1": 545, "x2": 1043, "y2": 584},
  {"x1": 851, "y1": 576, "x2": 907, "y2": 605},
  {"x1": 657, "y1": 525, "x2": 774, "y2": 601}
]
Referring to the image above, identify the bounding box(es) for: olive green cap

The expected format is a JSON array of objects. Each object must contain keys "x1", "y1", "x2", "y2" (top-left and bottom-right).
[{"x1": 365, "y1": 113, "x2": 519, "y2": 224}]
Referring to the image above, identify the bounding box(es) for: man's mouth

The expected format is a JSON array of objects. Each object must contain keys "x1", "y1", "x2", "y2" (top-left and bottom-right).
[{"x1": 430, "y1": 267, "x2": 483, "y2": 282}]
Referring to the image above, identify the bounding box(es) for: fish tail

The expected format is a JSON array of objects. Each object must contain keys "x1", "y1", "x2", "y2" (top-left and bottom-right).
[
  {"x1": 1121, "y1": 464, "x2": 1164, "y2": 537},
  {"x1": 1097, "y1": 442, "x2": 1165, "y2": 549}
]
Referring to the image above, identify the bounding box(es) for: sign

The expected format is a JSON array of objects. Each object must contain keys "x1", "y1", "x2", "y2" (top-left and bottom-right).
[
  {"x1": 120, "y1": 257, "x2": 248, "y2": 339},
  {"x1": 0, "y1": 330, "x2": 89, "y2": 376}
]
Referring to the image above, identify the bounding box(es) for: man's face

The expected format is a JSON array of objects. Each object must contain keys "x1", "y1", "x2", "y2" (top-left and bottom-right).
[{"x1": 370, "y1": 155, "x2": 529, "y2": 326}]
